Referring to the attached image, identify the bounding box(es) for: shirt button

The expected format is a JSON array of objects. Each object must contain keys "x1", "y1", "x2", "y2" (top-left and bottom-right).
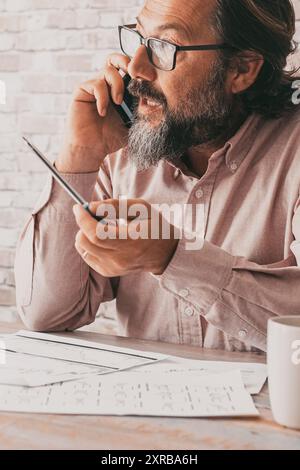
[
  {"x1": 230, "y1": 162, "x2": 238, "y2": 172},
  {"x1": 179, "y1": 288, "x2": 189, "y2": 298},
  {"x1": 195, "y1": 188, "x2": 204, "y2": 199},
  {"x1": 238, "y1": 329, "x2": 248, "y2": 339},
  {"x1": 184, "y1": 306, "x2": 194, "y2": 317}
]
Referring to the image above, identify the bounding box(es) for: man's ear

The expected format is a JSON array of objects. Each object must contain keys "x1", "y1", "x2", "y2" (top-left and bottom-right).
[{"x1": 229, "y1": 51, "x2": 264, "y2": 94}]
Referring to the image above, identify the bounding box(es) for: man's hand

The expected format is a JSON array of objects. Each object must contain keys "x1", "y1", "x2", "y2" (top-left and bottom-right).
[
  {"x1": 73, "y1": 200, "x2": 179, "y2": 277},
  {"x1": 56, "y1": 53, "x2": 131, "y2": 174}
]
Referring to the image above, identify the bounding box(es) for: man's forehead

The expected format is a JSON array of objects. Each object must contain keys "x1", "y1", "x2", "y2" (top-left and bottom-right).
[{"x1": 138, "y1": 0, "x2": 216, "y2": 37}]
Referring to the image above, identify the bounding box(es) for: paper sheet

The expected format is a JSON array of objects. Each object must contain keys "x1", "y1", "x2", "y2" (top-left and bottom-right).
[
  {"x1": 0, "y1": 370, "x2": 259, "y2": 417},
  {"x1": 0, "y1": 331, "x2": 168, "y2": 387},
  {"x1": 0, "y1": 351, "x2": 108, "y2": 387},
  {"x1": 126, "y1": 357, "x2": 267, "y2": 395}
]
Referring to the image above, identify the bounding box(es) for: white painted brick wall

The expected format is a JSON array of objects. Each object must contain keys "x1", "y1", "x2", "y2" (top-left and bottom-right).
[
  {"x1": 0, "y1": 1, "x2": 299, "y2": 330},
  {"x1": 0, "y1": 0, "x2": 143, "y2": 329}
]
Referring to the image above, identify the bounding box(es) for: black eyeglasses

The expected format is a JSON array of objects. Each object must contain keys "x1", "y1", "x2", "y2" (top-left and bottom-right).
[{"x1": 118, "y1": 24, "x2": 232, "y2": 71}]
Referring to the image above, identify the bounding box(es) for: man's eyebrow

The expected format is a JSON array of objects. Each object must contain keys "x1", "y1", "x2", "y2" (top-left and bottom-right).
[{"x1": 136, "y1": 16, "x2": 190, "y2": 38}]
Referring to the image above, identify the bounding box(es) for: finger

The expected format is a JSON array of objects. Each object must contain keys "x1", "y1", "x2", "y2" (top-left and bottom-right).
[
  {"x1": 79, "y1": 249, "x2": 102, "y2": 272},
  {"x1": 73, "y1": 78, "x2": 109, "y2": 118},
  {"x1": 75, "y1": 230, "x2": 107, "y2": 258},
  {"x1": 88, "y1": 200, "x2": 134, "y2": 221},
  {"x1": 104, "y1": 65, "x2": 126, "y2": 105},
  {"x1": 73, "y1": 79, "x2": 97, "y2": 103},
  {"x1": 74, "y1": 236, "x2": 86, "y2": 257},
  {"x1": 75, "y1": 244, "x2": 91, "y2": 264},
  {"x1": 93, "y1": 79, "x2": 110, "y2": 117},
  {"x1": 73, "y1": 202, "x2": 125, "y2": 248},
  {"x1": 95, "y1": 220, "x2": 126, "y2": 245},
  {"x1": 74, "y1": 230, "x2": 119, "y2": 275},
  {"x1": 73, "y1": 204, "x2": 101, "y2": 246},
  {"x1": 107, "y1": 53, "x2": 131, "y2": 74},
  {"x1": 74, "y1": 237, "x2": 92, "y2": 265},
  {"x1": 95, "y1": 217, "x2": 152, "y2": 245},
  {"x1": 89, "y1": 199, "x2": 152, "y2": 221},
  {"x1": 88, "y1": 200, "x2": 119, "y2": 222}
]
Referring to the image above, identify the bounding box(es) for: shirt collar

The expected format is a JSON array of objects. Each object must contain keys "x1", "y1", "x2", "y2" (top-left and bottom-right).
[
  {"x1": 223, "y1": 112, "x2": 263, "y2": 170},
  {"x1": 167, "y1": 112, "x2": 264, "y2": 175}
]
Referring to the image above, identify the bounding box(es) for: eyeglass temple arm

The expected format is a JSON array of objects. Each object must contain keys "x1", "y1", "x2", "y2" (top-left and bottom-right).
[{"x1": 177, "y1": 44, "x2": 232, "y2": 51}]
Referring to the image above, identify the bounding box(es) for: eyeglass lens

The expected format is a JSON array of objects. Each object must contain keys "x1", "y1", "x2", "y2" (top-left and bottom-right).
[{"x1": 120, "y1": 28, "x2": 175, "y2": 71}]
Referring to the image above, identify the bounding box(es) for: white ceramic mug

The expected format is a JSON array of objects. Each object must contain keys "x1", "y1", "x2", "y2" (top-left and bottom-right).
[{"x1": 267, "y1": 316, "x2": 300, "y2": 429}]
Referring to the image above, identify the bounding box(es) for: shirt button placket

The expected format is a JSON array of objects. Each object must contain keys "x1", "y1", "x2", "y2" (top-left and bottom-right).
[
  {"x1": 179, "y1": 288, "x2": 190, "y2": 298},
  {"x1": 238, "y1": 329, "x2": 248, "y2": 340},
  {"x1": 184, "y1": 306, "x2": 194, "y2": 317},
  {"x1": 195, "y1": 188, "x2": 204, "y2": 200},
  {"x1": 230, "y1": 161, "x2": 238, "y2": 172}
]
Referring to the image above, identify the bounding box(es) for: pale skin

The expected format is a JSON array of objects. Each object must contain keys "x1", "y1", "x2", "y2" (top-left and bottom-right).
[
  {"x1": 56, "y1": 0, "x2": 264, "y2": 277},
  {"x1": 73, "y1": 200, "x2": 179, "y2": 276}
]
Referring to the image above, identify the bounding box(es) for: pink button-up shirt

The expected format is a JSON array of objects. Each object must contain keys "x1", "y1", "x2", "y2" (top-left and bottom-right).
[{"x1": 15, "y1": 109, "x2": 300, "y2": 352}]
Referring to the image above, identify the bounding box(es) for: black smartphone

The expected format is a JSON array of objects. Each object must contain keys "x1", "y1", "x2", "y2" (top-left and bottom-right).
[{"x1": 113, "y1": 74, "x2": 135, "y2": 128}]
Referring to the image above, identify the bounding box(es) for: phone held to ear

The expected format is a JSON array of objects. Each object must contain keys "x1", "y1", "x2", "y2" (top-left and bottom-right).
[{"x1": 113, "y1": 74, "x2": 135, "y2": 128}]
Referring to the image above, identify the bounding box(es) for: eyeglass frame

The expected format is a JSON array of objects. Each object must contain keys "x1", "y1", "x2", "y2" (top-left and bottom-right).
[{"x1": 118, "y1": 24, "x2": 234, "y2": 71}]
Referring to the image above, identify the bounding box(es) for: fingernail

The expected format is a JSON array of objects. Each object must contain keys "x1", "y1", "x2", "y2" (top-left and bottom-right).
[
  {"x1": 100, "y1": 107, "x2": 107, "y2": 117},
  {"x1": 73, "y1": 205, "x2": 79, "y2": 215}
]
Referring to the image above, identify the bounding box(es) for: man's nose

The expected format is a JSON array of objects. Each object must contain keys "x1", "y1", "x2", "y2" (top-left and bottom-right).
[{"x1": 127, "y1": 45, "x2": 157, "y2": 82}]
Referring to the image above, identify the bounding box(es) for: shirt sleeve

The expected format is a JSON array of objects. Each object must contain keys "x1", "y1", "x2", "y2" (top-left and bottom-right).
[
  {"x1": 158, "y1": 202, "x2": 300, "y2": 352},
  {"x1": 14, "y1": 162, "x2": 117, "y2": 332}
]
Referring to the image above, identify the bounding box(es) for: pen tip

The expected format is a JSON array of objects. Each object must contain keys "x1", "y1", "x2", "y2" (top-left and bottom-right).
[{"x1": 22, "y1": 136, "x2": 31, "y2": 147}]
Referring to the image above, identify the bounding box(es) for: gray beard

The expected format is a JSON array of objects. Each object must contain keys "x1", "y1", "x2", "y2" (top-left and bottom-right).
[
  {"x1": 127, "y1": 59, "x2": 234, "y2": 171},
  {"x1": 127, "y1": 117, "x2": 183, "y2": 170}
]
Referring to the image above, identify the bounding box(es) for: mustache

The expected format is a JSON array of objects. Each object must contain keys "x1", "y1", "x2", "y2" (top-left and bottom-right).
[{"x1": 128, "y1": 79, "x2": 168, "y2": 108}]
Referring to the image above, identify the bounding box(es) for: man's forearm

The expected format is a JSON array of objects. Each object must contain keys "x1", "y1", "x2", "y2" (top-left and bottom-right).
[
  {"x1": 14, "y1": 171, "x2": 111, "y2": 331},
  {"x1": 158, "y1": 238, "x2": 300, "y2": 352},
  {"x1": 55, "y1": 143, "x2": 107, "y2": 174}
]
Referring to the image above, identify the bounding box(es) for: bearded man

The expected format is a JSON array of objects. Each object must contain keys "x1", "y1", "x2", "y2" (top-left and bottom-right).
[{"x1": 15, "y1": 0, "x2": 300, "y2": 352}]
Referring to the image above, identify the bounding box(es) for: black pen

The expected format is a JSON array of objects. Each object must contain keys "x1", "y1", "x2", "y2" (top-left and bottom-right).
[{"x1": 22, "y1": 136, "x2": 104, "y2": 222}]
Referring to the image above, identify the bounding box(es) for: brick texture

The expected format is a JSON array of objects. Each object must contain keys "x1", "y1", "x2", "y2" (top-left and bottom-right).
[
  {"x1": 0, "y1": 1, "x2": 299, "y2": 330},
  {"x1": 0, "y1": 0, "x2": 143, "y2": 328}
]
